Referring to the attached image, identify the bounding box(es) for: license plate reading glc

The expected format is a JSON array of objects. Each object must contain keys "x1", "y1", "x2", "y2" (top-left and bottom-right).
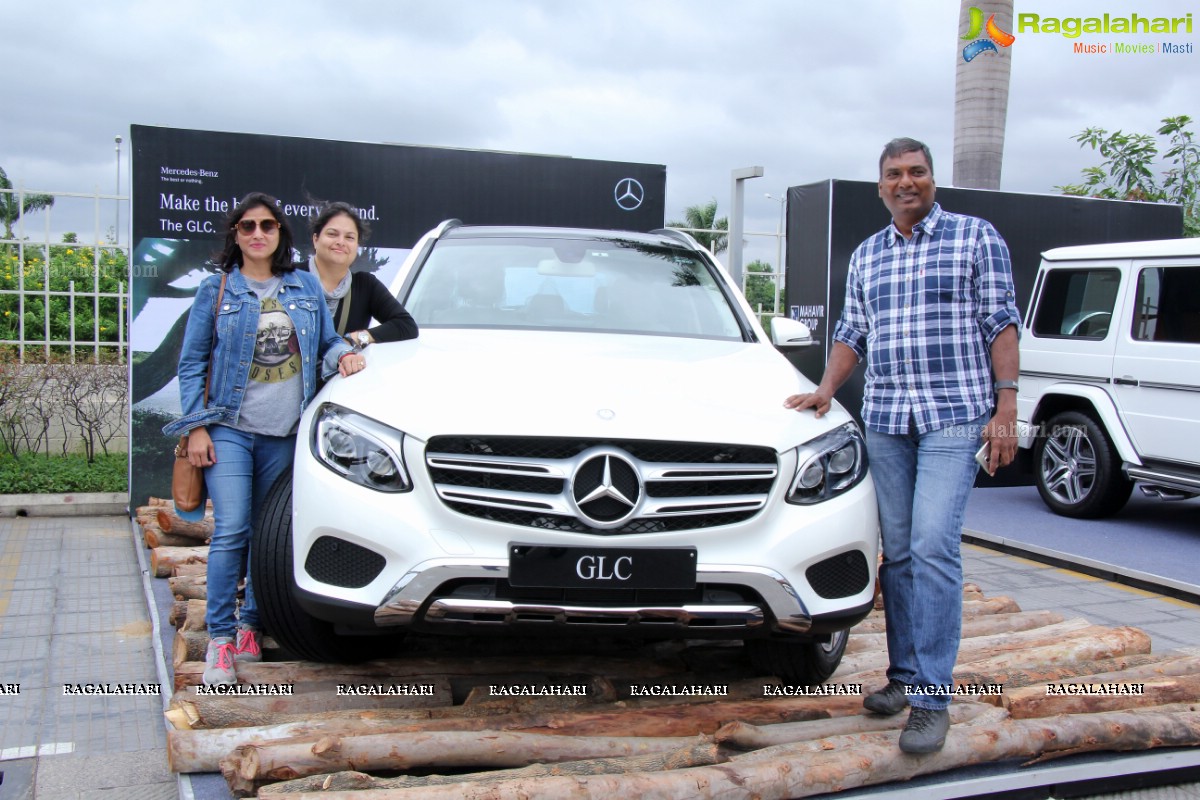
[{"x1": 508, "y1": 544, "x2": 697, "y2": 590}]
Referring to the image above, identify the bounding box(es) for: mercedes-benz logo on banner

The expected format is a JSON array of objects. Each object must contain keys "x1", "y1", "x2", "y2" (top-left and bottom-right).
[
  {"x1": 571, "y1": 451, "x2": 642, "y2": 527},
  {"x1": 614, "y1": 178, "x2": 644, "y2": 211}
]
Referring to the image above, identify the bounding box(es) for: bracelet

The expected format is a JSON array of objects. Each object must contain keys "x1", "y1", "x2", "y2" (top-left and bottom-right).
[
  {"x1": 993, "y1": 380, "x2": 1019, "y2": 392},
  {"x1": 338, "y1": 351, "x2": 354, "y2": 364}
]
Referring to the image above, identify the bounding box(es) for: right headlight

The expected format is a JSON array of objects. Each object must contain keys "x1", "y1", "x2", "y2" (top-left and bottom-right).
[
  {"x1": 786, "y1": 423, "x2": 868, "y2": 505},
  {"x1": 310, "y1": 403, "x2": 412, "y2": 493}
]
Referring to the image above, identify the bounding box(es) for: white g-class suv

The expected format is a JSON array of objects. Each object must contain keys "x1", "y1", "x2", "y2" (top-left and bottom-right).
[
  {"x1": 1018, "y1": 239, "x2": 1200, "y2": 518},
  {"x1": 252, "y1": 222, "x2": 879, "y2": 684}
]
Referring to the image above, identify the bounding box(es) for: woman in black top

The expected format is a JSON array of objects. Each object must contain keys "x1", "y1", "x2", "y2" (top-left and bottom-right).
[{"x1": 303, "y1": 201, "x2": 418, "y2": 347}]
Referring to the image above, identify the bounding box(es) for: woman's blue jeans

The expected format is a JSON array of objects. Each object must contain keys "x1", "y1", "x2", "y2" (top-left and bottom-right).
[
  {"x1": 865, "y1": 413, "x2": 986, "y2": 710},
  {"x1": 203, "y1": 425, "x2": 295, "y2": 639}
]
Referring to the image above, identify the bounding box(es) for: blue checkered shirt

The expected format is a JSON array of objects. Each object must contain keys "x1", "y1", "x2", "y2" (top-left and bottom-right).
[{"x1": 832, "y1": 203, "x2": 1021, "y2": 435}]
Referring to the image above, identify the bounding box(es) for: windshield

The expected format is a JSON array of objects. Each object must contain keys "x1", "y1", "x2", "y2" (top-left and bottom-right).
[{"x1": 403, "y1": 236, "x2": 745, "y2": 340}]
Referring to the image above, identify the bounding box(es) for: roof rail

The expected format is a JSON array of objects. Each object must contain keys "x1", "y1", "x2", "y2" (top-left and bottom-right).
[
  {"x1": 433, "y1": 218, "x2": 463, "y2": 237},
  {"x1": 651, "y1": 227, "x2": 695, "y2": 245}
]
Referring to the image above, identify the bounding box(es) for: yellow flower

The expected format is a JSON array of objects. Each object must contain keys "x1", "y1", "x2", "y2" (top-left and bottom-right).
[{"x1": 66, "y1": 249, "x2": 73, "y2": 255}]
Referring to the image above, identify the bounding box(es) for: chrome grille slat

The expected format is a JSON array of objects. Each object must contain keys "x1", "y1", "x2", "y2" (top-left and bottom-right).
[{"x1": 426, "y1": 436, "x2": 778, "y2": 534}]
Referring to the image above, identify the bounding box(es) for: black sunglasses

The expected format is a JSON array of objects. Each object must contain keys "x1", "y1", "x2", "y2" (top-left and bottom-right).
[{"x1": 234, "y1": 219, "x2": 281, "y2": 234}]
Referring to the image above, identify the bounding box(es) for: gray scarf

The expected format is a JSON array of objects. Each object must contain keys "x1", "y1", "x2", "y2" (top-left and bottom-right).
[{"x1": 310, "y1": 255, "x2": 352, "y2": 317}]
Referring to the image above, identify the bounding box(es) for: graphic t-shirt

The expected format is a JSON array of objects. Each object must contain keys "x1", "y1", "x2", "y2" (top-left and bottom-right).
[{"x1": 234, "y1": 276, "x2": 305, "y2": 437}]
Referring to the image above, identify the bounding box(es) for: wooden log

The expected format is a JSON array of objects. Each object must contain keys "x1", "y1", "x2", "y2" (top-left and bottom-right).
[
  {"x1": 178, "y1": 599, "x2": 207, "y2": 632},
  {"x1": 846, "y1": 609, "x2": 1066, "y2": 654},
  {"x1": 1080, "y1": 655, "x2": 1200, "y2": 684},
  {"x1": 221, "y1": 731, "x2": 711, "y2": 797},
  {"x1": 169, "y1": 691, "x2": 863, "y2": 736},
  {"x1": 143, "y1": 522, "x2": 203, "y2": 549},
  {"x1": 962, "y1": 595, "x2": 1022, "y2": 616},
  {"x1": 169, "y1": 600, "x2": 189, "y2": 628},
  {"x1": 256, "y1": 710, "x2": 1200, "y2": 799},
  {"x1": 168, "y1": 574, "x2": 207, "y2": 600},
  {"x1": 459, "y1": 676, "x2": 617, "y2": 711},
  {"x1": 951, "y1": 626, "x2": 1152, "y2": 676},
  {"x1": 836, "y1": 618, "x2": 1095, "y2": 676},
  {"x1": 952, "y1": 653, "x2": 1177, "y2": 691},
  {"x1": 173, "y1": 630, "x2": 209, "y2": 669},
  {"x1": 156, "y1": 508, "x2": 214, "y2": 541},
  {"x1": 171, "y1": 653, "x2": 681, "y2": 693},
  {"x1": 169, "y1": 718, "x2": 471, "y2": 773},
  {"x1": 1004, "y1": 674, "x2": 1200, "y2": 718},
  {"x1": 174, "y1": 661, "x2": 452, "y2": 695},
  {"x1": 172, "y1": 563, "x2": 208, "y2": 577},
  {"x1": 170, "y1": 679, "x2": 454, "y2": 728},
  {"x1": 714, "y1": 702, "x2": 1003, "y2": 749},
  {"x1": 853, "y1": 595, "x2": 1023, "y2": 634},
  {"x1": 256, "y1": 742, "x2": 724, "y2": 796},
  {"x1": 145, "y1": 496, "x2": 213, "y2": 511},
  {"x1": 151, "y1": 546, "x2": 209, "y2": 578}
]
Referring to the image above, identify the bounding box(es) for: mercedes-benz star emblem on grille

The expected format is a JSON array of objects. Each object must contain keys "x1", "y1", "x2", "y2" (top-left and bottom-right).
[
  {"x1": 571, "y1": 453, "x2": 642, "y2": 527},
  {"x1": 614, "y1": 178, "x2": 645, "y2": 211}
]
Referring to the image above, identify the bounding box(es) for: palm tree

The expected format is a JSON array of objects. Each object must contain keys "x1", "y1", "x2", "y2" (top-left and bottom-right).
[
  {"x1": 952, "y1": 0, "x2": 1014, "y2": 189},
  {"x1": 668, "y1": 199, "x2": 729, "y2": 255},
  {"x1": 0, "y1": 166, "x2": 55, "y2": 241}
]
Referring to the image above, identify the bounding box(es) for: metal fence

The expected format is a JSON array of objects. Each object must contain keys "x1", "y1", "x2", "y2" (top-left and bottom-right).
[{"x1": 0, "y1": 187, "x2": 130, "y2": 364}]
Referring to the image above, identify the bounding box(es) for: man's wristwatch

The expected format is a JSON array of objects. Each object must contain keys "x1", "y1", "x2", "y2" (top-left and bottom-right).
[
  {"x1": 351, "y1": 332, "x2": 370, "y2": 352},
  {"x1": 993, "y1": 380, "x2": 1019, "y2": 392}
]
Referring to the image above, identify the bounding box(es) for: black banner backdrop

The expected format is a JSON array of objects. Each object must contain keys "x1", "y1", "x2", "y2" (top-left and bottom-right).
[{"x1": 129, "y1": 125, "x2": 666, "y2": 505}]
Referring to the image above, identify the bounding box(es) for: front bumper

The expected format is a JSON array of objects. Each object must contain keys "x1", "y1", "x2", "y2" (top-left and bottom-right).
[{"x1": 291, "y1": 429, "x2": 879, "y2": 640}]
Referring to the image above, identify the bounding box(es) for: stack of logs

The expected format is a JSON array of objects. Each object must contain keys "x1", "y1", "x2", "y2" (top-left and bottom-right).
[{"x1": 138, "y1": 500, "x2": 1200, "y2": 800}]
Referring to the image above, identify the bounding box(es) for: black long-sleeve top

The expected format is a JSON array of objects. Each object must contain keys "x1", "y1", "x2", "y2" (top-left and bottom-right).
[{"x1": 301, "y1": 264, "x2": 419, "y2": 343}]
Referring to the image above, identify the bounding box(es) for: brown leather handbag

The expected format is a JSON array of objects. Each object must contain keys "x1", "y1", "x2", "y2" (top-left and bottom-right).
[{"x1": 172, "y1": 274, "x2": 227, "y2": 512}]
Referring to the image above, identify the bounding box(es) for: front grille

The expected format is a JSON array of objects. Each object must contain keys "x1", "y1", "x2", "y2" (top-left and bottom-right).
[
  {"x1": 806, "y1": 550, "x2": 870, "y2": 599},
  {"x1": 426, "y1": 436, "x2": 778, "y2": 534},
  {"x1": 304, "y1": 536, "x2": 386, "y2": 588}
]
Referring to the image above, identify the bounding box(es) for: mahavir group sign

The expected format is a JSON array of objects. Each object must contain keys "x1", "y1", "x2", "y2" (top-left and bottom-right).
[{"x1": 128, "y1": 125, "x2": 666, "y2": 505}]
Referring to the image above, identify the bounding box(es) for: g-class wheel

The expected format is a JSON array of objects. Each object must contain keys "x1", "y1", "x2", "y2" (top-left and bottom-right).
[{"x1": 1034, "y1": 411, "x2": 1132, "y2": 518}]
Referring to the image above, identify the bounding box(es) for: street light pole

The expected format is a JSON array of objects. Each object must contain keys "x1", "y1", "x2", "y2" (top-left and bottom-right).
[
  {"x1": 114, "y1": 135, "x2": 122, "y2": 245},
  {"x1": 765, "y1": 192, "x2": 786, "y2": 317},
  {"x1": 728, "y1": 166, "x2": 764, "y2": 289}
]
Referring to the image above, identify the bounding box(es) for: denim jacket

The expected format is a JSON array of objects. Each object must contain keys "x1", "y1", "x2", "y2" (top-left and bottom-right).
[{"x1": 162, "y1": 267, "x2": 352, "y2": 438}]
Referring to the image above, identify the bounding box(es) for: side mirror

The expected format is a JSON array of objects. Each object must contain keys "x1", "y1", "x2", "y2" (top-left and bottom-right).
[{"x1": 770, "y1": 317, "x2": 818, "y2": 348}]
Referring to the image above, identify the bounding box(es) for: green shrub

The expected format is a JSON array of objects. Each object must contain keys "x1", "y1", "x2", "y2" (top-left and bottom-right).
[{"x1": 0, "y1": 452, "x2": 127, "y2": 494}]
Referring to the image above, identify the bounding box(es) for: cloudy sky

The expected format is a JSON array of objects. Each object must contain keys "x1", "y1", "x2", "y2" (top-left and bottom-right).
[{"x1": 3, "y1": 0, "x2": 1196, "y2": 266}]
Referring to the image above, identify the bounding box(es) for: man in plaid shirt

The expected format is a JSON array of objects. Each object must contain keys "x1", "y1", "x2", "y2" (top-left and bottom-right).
[{"x1": 785, "y1": 138, "x2": 1020, "y2": 754}]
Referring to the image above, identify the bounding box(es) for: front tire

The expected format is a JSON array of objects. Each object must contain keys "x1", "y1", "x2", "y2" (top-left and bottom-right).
[
  {"x1": 746, "y1": 628, "x2": 848, "y2": 686},
  {"x1": 1034, "y1": 411, "x2": 1132, "y2": 518},
  {"x1": 252, "y1": 470, "x2": 398, "y2": 663}
]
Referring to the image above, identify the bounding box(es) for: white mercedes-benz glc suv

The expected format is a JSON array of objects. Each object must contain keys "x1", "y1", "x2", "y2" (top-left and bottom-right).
[{"x1": 253, "y1": 221, "x2": 879, "y2": 684}]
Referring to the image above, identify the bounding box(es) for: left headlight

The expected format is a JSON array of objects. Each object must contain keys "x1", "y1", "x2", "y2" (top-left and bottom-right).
[
  {"x1": 786, "y1": 423, "x2": 868, "y2": 505},
  {"x1": 310, "y1": 403, "x2": 412, "y2": 493}
]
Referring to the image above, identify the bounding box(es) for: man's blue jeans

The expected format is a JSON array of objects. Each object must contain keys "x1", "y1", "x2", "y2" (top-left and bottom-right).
[
  {"x1": 865, "y1": 413, "x2": 986, "y2": 710},
  {"x1": 203, "y1": 425, "x2": 295, "y2": 639}
]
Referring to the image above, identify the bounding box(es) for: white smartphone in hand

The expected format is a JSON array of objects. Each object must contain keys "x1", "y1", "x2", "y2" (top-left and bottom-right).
[{"x1": 975, "y1": 442, "x2": 993, "y2": 475}]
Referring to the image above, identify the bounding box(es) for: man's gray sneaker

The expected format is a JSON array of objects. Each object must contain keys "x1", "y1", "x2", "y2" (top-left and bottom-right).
[
  {"x1": 203, "y1": 636, "x2": 237, "y2": 686},
  {"x1": 899, "y1": 707, "x2": 950, "y2": 754},
  {"x1": 863, "y1": 678, "x2": 909, "y2": 715}
]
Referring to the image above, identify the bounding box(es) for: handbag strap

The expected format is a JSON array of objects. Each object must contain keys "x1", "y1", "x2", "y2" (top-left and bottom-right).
[
  {"x1": 202, "y1": 273, "x2": 228, "y2": 408},
  {"x1": 335, "y1": 280, "x2": 353, "y2": 336}
]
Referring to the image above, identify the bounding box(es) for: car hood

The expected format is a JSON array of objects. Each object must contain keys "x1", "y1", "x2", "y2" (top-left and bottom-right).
[{"x1": 319, "y1": 329, "x2": 854, "y2": 449}]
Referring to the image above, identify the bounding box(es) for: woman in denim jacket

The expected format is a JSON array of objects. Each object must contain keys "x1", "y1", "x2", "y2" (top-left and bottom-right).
[{"x1": 163, "y1": 192, "x2": 367, "y2": 685}]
